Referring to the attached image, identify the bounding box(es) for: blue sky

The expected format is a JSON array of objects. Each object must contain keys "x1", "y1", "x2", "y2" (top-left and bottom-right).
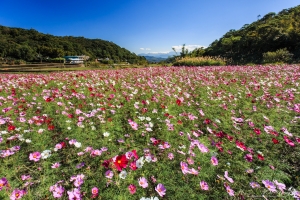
[{"x1": 0, "y1": 0, "x2": 299, "y2": 55}]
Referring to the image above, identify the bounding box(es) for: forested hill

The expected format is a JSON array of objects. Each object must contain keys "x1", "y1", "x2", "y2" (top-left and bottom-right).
[
  {"x1": 204, "y1": 5, "x2": 300, "y2": 64},
  {"x1": 0, "y1": 25, "x2": 146, "y2": 64}
]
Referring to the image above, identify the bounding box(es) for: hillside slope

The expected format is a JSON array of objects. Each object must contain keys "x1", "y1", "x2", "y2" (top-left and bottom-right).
[
  {"x1": 204, "y1": 5, "x2": 300, "y2": 64},
  {"x1": 0, "y1": 25, "x2": 146, "y2": 64}
]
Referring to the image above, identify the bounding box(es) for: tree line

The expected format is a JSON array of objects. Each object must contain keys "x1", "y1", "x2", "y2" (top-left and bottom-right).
[
  {"x1": 171, "y1": 5, "x2": 300, "y2": 65},
  {"x1": 0, "y1": 26, "x2": 146, "y2": 64},
  {"x1": 203, "y1": 5, "x2": 300, "y2": 64}
]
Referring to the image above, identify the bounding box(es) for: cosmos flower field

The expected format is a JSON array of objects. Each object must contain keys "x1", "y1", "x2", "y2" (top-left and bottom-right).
[{"x1": 0, "y1": 65, "x2": 299, "y2": 199}]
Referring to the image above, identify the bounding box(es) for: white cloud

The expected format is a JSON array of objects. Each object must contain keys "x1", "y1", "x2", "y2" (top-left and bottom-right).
[
  {"x1": 148, "y1": 51, "x2": 171, "y2": 54},
  {"x1": 140, "y1": 48, "x2": 151, "y2": 51},
  {"x1": 171, "y1": 44, "x2": 206, "y2": 52}
]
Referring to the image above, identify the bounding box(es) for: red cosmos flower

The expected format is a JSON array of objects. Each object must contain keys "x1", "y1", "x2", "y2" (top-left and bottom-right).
[
  {"x1": 68, "y1": 114, "x2": 74, "y2": 118},
  {"x1": 270, "y1": 131, "x2": 279, "y2": 137},
  {"x1": 8, "y1": 125, "x2": 16, "y2": 131},
  {"x1": 226, "y1": 135, "x2": 234, "y2": 141},
  {"x1": 216, "y1": 131, "x2": 225, "y2": 138},
  {"x1": 60, "y1": 142, "x2": 66, "y2": 148},
  {"x1": 236, "y1": 140, "x2": 247, "y2": 151},
  {"x1": 141, "y1": 108, "x2": 148, "y2": 113},
  {"x1": 130, "y1": 162, "x2": 137, "y2": 171},
  {"x1": 257, "y1": 154, "x2": 264, "y2": 161},
  {"x1": 131, "y1": 150, "x2": 138, "y2": 160},
  {"x1": 48, "y1": 125, "x2": 55, "y2": 131},
  {"x1": 114, "y1": 155, "x2": 128, "y2": 171},
  {"x1": 272, "y1": 138, "x2": 279, "y2": 144},
  {"x1": 204, "y1": 119, "x2": 211, "y2": 125},
  {"x1": 254, "y1": 128, "x2": 261, "y2": 135},
  {"x1": 45, "y1": 97, "x2": 52, "y2": 102},
  {"x1": 102, "y1": 159, "x2": 111, "y2": 169},
  {"x1": 177, "y1": 120, "x2": 183, "y2": 125},
  {"x1": 176, "y1": 99, "x2": 181, "y2": 106},
  {"x1": 150, "y1": 138, "x2": 162, "y2": 146}
]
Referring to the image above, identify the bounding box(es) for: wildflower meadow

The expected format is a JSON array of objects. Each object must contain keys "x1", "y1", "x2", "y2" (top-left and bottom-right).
[{"x1": 0, "y1": 65, "x2": 299, "y2": 199}]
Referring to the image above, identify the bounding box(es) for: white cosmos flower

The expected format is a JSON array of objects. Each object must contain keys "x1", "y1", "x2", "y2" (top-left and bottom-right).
[
  {"x1": 25, "y1": 139, "x2": 32, "y2": 143},
  {"x1": 74, "y1": 142, "x2": 82, "y2": 148},
  {"x1": 136, "y1": 156, "x2": 145, "y2": 168},
  {"x1": 145, "y1": 156, "x2": 152, "y2": 163},
  {"x1": 41, "y1": 150, "x2": 52, "y2": 159},
  {"x1": 119, "y1": 170, "x2": 127, "y2": 179},
  {"x1": 103, "y1": 132, "x2": 110, "y2": 137}
]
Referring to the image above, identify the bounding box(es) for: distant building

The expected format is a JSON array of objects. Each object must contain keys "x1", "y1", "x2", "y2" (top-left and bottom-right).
[{"x1": 64, "y1": 55, "x2": 89, "y2": 64}]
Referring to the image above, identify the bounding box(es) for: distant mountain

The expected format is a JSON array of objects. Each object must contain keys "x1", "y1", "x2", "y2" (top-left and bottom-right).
[
  {"x1": 0, "y1": 25, "x2": 146, "y2": 64},
  {"x1": 141, "y1": 56, "x2": 167, "y2": 63},
  {"x1": 138, "y1": 52, "x2": 176, "y2": 58}
]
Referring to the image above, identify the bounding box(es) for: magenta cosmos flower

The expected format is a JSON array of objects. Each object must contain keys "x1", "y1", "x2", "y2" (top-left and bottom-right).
[
  {"x1": 128, "y1": 184, "x2": 136, "y2": 194},
  {"x1": 155, "y1": 183, "x2": 166, "y2": 197},
  {"x1": 211, "y1": 156, "x2": 218, "y2": 166},
  {"x1": 0, "y1": 177, "x2": 8, "y2": 190},
  {"x1": 29, "y1": 152, "x2": 41, "y2": 162},
  {"x1": 10, "y1": 189, "x2": 26, "y2": 200}
]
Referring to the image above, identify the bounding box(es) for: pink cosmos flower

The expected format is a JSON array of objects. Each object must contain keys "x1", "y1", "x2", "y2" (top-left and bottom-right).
[
  {"x1": 211, "y1": 156, "x2": 218, "y2": 166},
  {"x1": 224, "y1": 171, "x2": 234, "y2": 183},
  {"x1": 244, "y1": 153, "x2": 253, "y2": 162},
  {"x1": 29, "y1": 152, "x2": 41, "y2": 162},
  {"x1": 138, "y1": 177, "x2": 148, "y2": 188},
  {"x1": 168, "y1": 153, "x2": 174, "y2": 160},
  {"x1": 51, "y1": 162, "x2": 60, "y2": 169},
  {"x1": 250, "y1": 182, "x2": 260, "y2": 188},
  {"x1": 155, "y1": 183, "x2": 166, "y2": 197},
  {"x1": 262, "y1": 180, "x2": 277, "y2": 192},
  {"x1": 180, "y1": 162, "x2": 189, "y2": 174},
  {"x1": 274, "y1": 180, "x2": 286, "y2": 193},
  {"x1": 283, "y1": 136, "x2": 295, "y2": 147},
  {"x1": 49, "y1": 184, "x2": 64, "y2": 198},
  {"x1": 10, "y1": 189, "x2": 26, "y2": 200},
  {"x1": 128, "y1": 119, "x2": 138, "y2": 130},
  {"x1": 128, "y1": 184, "x2": 136, "y2": 194},
  {"x1": 200, "y1": 181, "x2": 209, "y2": 190},
  {"x1": 21, "y1": 174, "x2": 31, "y2": 181},
  {"x1": 105, "y1": 170, "x2": 114, "y2": 179},
  {"x1": 189, "y1": 168, "x2": 199, "y2": 175},
  {"x1": 187, "y1": 157, "x2": 194, "y2": 165},
  {"x1": 67, "y1": 188, "x2": 81, "y2": 200},
  {"x1": 91, "y1": 187, "x2": 99, "y2": 198},
  {"x1": 225, "y1": 185, "x2": 235, "y2": 196}
]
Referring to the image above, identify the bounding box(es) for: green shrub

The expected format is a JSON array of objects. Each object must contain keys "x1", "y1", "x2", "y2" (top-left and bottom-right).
[
  {"x1": 263, "y1": 48, "x2": 293, "y2": 64},
  {"x1": 173, "y1": 56, "x2": 226, "y2": 66}
]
